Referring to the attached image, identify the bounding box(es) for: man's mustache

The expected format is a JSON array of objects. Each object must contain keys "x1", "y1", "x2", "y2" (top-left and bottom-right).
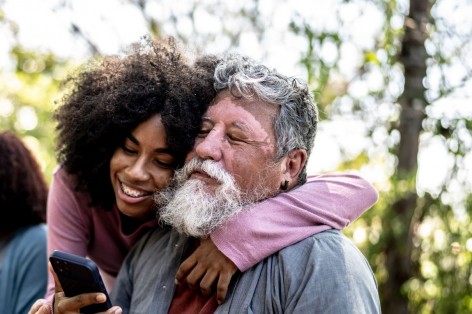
[{"x1": 182, "y1": 157, "x2": 232, "y2": 184}]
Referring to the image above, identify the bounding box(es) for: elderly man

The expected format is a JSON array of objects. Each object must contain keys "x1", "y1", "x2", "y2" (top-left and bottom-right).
[{"x1": 110, "y1": 54, "x2": 381, "y2": 313}]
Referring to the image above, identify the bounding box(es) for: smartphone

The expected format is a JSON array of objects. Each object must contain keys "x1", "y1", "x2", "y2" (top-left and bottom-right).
[{"x1": 49, "y1": 250, "x2": 113, "y2": 313}]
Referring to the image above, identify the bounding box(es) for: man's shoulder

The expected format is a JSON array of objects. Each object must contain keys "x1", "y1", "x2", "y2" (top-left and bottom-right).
[
  {"x1": 229, "y1": 229, "x2": 381, "y2": 313},
  {"x1": 275, "y1": 229, "x2": 374, "y2": 278},
  {"x1": 278, "y1": 229, "x2": 355, "y2": 255},
  {"x1": 274, "y1": 229, "x2": 380, "y2": 312}
]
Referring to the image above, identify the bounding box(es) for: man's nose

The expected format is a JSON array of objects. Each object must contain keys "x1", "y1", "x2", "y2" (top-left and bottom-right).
[{"x1": 195, "y1": 131, "x2": 223, "y2": 161}]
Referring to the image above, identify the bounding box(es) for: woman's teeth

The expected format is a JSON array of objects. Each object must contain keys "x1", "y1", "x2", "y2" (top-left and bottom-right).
[{"x1": 121, "y1": 182, "x2": 148, "y2": 198}]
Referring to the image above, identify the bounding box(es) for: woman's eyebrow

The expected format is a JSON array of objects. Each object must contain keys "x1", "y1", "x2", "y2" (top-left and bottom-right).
[
  {"x1": 127, "y1": 133, "x2": 139, "y2": 145},
  {"x1": 126, "y1": 134, "x2": 171, "y2": 153},
  {"x1": 154, "y1": 147, "x2": 173, "y2": 154}
]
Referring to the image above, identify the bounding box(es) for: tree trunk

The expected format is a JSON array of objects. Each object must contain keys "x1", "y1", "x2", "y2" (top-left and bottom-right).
[{"x1": 381, "y1": 0, "x2": 434, "y2": 313}]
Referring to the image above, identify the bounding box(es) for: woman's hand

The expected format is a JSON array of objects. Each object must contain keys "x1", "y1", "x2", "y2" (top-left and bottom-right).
[
  {"x1": 175, "y1": 237, "x2": 238, "y2": 304},
  {"x1": 28, "y1": 299, "x2": 50, "y2": 314},
  {"x1": 49, "y1": 263, "x2": 122, "y2": 314}
]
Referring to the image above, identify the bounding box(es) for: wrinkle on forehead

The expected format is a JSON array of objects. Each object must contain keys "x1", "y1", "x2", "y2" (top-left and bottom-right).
[{"x1": 208, "y1": 91, "x2": 278, "y2": 146}]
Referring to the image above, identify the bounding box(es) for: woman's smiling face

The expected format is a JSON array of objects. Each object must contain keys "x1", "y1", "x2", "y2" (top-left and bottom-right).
[{"x1": 110, "y1": 114, "x2": 175, "y2": 220}]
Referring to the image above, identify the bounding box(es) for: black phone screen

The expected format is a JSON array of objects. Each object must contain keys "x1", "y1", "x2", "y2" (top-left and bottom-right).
[{"x1": 49, "y1": 251, "x2": 112, "y2": 313}]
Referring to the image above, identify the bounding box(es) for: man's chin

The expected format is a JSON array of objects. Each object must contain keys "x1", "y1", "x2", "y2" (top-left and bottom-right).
[{"x1": 158, "y1": 188, "x2": 244, "y2": 237}]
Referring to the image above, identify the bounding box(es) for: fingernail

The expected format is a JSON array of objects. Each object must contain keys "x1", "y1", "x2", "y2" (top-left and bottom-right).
[
  {"x1": 96, "y1": 294, "x2": 106, "y2": 302},
  {"x1": 175, "y1": 279, "x2": 180, "y2": 286}
]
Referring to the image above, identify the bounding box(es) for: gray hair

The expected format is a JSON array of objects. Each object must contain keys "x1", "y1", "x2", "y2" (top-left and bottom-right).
[{"x1": 213, "y1": 54, "x2": 318, "y2": 184}]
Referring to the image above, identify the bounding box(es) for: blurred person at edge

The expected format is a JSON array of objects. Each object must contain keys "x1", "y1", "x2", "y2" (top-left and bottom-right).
[
  {"x1": 0, "y1": 131, "x2": 48, "y2": 314},
  {"x1": 31, "y1": 37, "x2": 377, "y2": 313},
  {"x1": 107, "y1": 53, "x2": 381, "y2": 313}
]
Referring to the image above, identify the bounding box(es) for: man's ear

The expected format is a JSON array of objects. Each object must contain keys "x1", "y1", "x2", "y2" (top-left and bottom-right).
[{"x1": 280, "y1": 149, "x2": 307, "y2": 190}]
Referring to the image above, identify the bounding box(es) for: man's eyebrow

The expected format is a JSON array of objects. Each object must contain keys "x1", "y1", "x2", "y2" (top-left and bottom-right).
[
  {"x1": 201, "y1": 117, "x2": 213, "y2": 124},
  {"x1": 232, "y1": 121, "x2": 250, "y2": 132},
  {"x1": 202, "y1": 117, "x2": 249, "y2": 132}
]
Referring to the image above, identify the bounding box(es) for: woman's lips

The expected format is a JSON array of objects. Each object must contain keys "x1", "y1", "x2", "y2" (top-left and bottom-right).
[{"x1": 119, "y1": 181, "x2": 152, "y2": 198}]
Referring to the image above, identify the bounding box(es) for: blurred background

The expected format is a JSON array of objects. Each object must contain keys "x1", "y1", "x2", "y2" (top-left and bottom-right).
[{"x1": 1, "y1": 0, "x2": 471, "y2": 312}]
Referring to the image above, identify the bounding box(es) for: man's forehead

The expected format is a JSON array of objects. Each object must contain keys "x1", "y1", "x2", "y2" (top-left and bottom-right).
[{"x1": 206, "y1": 91, "x2": 277, "y2": 128}]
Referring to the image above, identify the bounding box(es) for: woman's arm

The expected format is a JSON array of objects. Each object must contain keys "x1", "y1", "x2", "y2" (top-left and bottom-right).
[
  {"x1": 45, "y1": 167, "x2": 93, "y2": 298},
  {"x1": 211, "y1": 173, "x2": 378, "y2": 271}
]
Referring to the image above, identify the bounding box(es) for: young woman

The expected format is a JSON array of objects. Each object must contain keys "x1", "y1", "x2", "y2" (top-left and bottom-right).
[
  {"x1": 30, "y1": 37, "x2": 378, "y2": 313},
  {"x1": 0, "y1": 131, "x2": 49, "y2": 314}
]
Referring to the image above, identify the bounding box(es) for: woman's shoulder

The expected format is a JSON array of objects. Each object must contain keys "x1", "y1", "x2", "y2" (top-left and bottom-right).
[
  {"x1": 53, "y1": 165, "x2": 78, "y2": 186},
  {"x1": 51, "y1": 165, "x2": 94, "y2": 208},
  {"x1": 9, "y1": 224, "x2": 47, "y2": 253}
]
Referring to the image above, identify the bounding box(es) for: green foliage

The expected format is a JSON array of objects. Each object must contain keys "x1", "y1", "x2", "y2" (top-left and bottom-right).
[
  {"x1": 343, "y1": 171, "x2": 472, "y2": 313},
  {"x1": 308, "y1": 0, "x2": 471, "y2": 310},
  {"x1": 405, "y1": 197, "x2": 472, "y2": 313},
  {"x1": 289, "y1": 20, "x2": 343, "y2": 120},
  {"x1": 0, "y1": 45, "x2": 70, "y2": 183}
]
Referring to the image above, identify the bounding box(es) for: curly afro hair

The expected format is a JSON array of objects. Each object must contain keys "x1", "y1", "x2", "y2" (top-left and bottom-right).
[
  {"x1": 0, "y1": 131, "x2": 48, "y2": 235},
  {"x1": 54, "y1": 36, "x2": 218, "y2": 209}
]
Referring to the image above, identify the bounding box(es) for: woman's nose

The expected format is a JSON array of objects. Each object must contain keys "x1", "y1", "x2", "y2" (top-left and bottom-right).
[{"x1": 125, "y1": 157, "x2": 150, "y2": 181}]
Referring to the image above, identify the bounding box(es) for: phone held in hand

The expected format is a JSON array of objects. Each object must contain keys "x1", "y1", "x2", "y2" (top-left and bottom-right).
[{"x1": 49, "y1": 250, "x2": 113, "y2": 313}]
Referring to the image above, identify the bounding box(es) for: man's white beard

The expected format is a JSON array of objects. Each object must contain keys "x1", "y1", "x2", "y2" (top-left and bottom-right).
[{"x1": 155, "y1": 158, "x2": 250, "y2": 238}]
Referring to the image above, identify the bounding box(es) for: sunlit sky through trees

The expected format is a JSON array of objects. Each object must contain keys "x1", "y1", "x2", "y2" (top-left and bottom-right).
[{"x1": 1, "y1": 0, "x2": 471, "y2": 203}]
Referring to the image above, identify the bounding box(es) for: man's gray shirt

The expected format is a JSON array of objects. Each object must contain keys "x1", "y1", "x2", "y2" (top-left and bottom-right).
[{"x1": 111, "y1": 228, "x2": 381, "y2": 313}]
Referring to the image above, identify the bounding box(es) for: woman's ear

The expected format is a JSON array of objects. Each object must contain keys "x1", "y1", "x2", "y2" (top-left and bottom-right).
[{"x1": 279, "y1": 149, "x2": 307, "y2": 190}]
